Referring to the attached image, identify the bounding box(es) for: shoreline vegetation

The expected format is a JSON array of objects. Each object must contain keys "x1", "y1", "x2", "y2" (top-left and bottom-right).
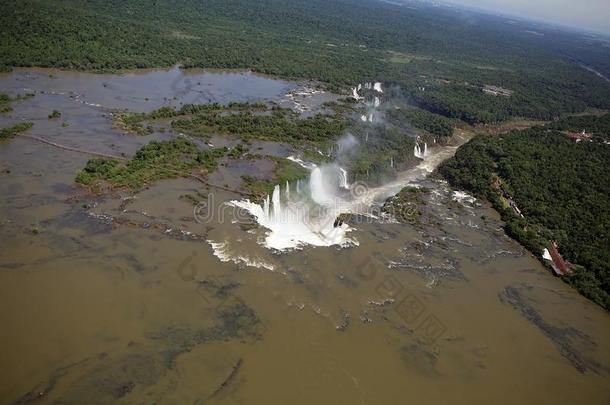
[
  {"x1": 382, "y1": 186, "x2": 431, "y2": 225},
  {"x1": 74, "y1": 137, "x2": 310, "y2": 201},
  {"x1": 112, "y1": 102, "x2": 349, "y2": 146},
  {"x1": 109, "y1": 100, "x2": 450, "y2": 186},
  {"x1": 75, "y1": 139, "x2": 228, "y2": 193},
  {"x1": 438, "y1": 114, "x2": 610, "y2": 310},
  {"x1": 3, "y1": 0, "x2": 610, "y2": 124},
  {"x1": 0, "y1": 122, "x2": 34, "y2": 141},
  {"x1": 0, "y1": 92, "x2": 35, "y2": 113},
  {"x1": 240, "y1": 156, "x2": 310, "y2": 199}
]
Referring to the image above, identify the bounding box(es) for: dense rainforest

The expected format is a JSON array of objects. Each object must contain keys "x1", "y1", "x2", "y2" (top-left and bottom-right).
[
  {"x1": 439, "y1": 115, "x2": 610, "y2": 310},
  {"x1": 547, "y1": 114, "x2": 610, "y2": 141},
  {"x1": 2, "y1": 0, "x2": 610, "y2": 124},
  {"x1": 387, "y1": 107, "x2": 454, "y2": 139}
]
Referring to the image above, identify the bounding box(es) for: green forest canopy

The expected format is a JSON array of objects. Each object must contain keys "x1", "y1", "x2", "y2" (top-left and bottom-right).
[
  {"x1": 2, "y1": 0, "x2": 610, "y2": 124},
  {"x1": 439, "y1": 114, "x2": 610, "y2": 310}
]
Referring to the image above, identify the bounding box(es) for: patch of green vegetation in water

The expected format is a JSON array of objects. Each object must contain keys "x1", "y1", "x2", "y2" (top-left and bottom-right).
[
  {"x1": 179, "y1": 191, "x2": 208, "y2": 206},
  {"x1": 383, "y1": 186, "x2": 430, "y2": 224},
  {"x1": 116, "y1": 102, "x2": 348, "y2": 148},
  {"x1": 240, "y1": 156, "x2": 310, "y2": 200},
  {"x1": 0, "y1": 122, "x2": 33, "y2": 140},
  {"x1": 273, "y1": 157, "x2": 309, "y2": 184},
  {"x1": 0, "y1": 92, "x2": 34, "y2": 113},
  {"x1": 240, "y1": 175, "x2": 274, "y2": 200},
  {"x1": 75, "y1": 138, "x2": 227, "y2": 192}
]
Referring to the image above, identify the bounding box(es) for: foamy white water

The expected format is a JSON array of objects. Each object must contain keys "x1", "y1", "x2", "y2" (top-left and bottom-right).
[
  {"x1": 207, "y1": 240, "x2": 278, "y2": 271},
  {"x1": 230, "y1": 142, "x2": 460, "y2": 251},
  {"x1": 347, "y1": 143, "x2": 460, "y2": 209},
  {"x1": 452, "y1": 190, "x2": 476, "y2": 204},
  {"x1": 287, "y1": 155, "x2": 317, "y2": 170},
  {"x1": 228, "y1": 82, "x2": 466, "y2": 251},
  {"x1": 338, "y1": 168, "x2": 350, "y2": 189},
  {"x1": 414, "y1": 142, "x2": 428, "y2": 159},
  {"x1": 229, "y1": 164, "x2": 358, "y2": 250}
]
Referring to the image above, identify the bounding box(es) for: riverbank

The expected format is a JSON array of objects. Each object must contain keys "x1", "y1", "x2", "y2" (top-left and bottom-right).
[{"x1": 437, "y1": 115, "x2": 610, "y2": 310}]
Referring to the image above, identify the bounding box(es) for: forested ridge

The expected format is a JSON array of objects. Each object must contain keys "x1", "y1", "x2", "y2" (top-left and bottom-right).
[
  {"x1": 439, "y1": 115, "x2": 610, "y2": 309},
  {"x1": 2, "y1": 0, "x2": 610, "y2": 124}
]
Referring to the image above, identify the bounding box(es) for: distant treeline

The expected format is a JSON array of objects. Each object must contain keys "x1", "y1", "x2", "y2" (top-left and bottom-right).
[
  {"x1": 439, "y1": 114, "x2": 610, "y2": 310},
  {"x1": 2, "y1": 0, "x2": 610, "y2": 124}
]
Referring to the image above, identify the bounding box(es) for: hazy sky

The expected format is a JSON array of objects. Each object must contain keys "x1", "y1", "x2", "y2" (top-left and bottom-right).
[{"x1": 440, "y1": 0, "x2": 610, "y2": 34}]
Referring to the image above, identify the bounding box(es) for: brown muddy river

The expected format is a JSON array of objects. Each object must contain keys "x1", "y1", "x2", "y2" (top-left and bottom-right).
[{"x1": 0, "y1": 68, "x2": 609, "y2": 404}]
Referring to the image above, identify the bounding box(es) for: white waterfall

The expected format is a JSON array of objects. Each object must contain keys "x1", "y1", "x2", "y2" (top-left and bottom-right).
[
  {"x1": 226, "y1": 80, "x2": 448, "y2": 251},
  {"x1": 228, "y1": 137, "x2": 461, "y2": 251},
  {"x1": 263, "y1": 195, "x2": 270, "y2": 218},
  {"x1": 229, "y1": 164, "x2": 355, "y2": 250},
  {"x1": 414, "y1": 142, "x2": 429, "y2": 159},
  {"x1": 272, "y1": 185, "x2": 281, "y2": 221},
  {"x1": 338, "y1": 168, "x2": 350, "y2": 189},
  {"x1": 356, "y1": 82, "x2": 382, "y2": 125},
  {"x1": 310, "y1": 167, "x2": 336, "y2": 205}
]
